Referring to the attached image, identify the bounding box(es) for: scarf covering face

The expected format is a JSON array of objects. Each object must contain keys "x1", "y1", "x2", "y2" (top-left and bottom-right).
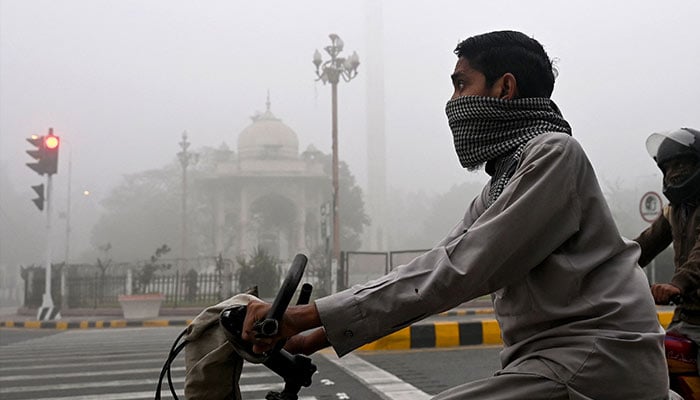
[{"x1": 445, "y1": 95, "x2": 572, "y2": 206}]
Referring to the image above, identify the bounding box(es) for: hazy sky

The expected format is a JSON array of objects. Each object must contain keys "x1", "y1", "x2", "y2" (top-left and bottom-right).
[{"x1": 2, "y1": 0, "x2": 699, "y2": 239}]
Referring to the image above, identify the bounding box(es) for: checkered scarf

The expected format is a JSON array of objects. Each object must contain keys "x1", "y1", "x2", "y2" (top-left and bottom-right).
[{"x1": 446, "y1": 95, "x2": 571, "y2": 206}]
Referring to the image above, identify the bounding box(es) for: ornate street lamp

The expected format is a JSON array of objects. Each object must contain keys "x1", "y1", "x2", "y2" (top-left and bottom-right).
[{"x1": 313, "y1": 33, "x2": 360, "y2": 291}]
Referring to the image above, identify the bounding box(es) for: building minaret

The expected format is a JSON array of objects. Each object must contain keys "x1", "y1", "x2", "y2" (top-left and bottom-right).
[{"x1": 365, "y1": 0, "x2": 387, "y2": 251}]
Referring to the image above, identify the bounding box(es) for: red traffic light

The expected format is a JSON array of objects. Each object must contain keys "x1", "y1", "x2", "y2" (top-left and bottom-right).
[
  {"x1": 42, "y1": 131, "x2": 59, "y2": 175},
  {"x1": 44, "y1": 135, "x2": 59, "y2": 150},
  {"x1": 26, "y1": 128, "x2": 60, "y2": 176}
]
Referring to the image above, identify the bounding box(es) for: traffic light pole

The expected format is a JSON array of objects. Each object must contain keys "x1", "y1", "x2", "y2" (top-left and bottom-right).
[
  {"x1": 26, "y1": 127, "x2": 61, "y2": 320},
  {"x1": 37, "y1": 173, "x2": 59, "y2": 320}
]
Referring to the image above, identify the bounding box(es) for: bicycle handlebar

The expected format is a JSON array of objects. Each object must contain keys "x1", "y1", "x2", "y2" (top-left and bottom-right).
[
  {"x1": 253, "y1": 253, "x2": 308, "y2": 337},
  {"x1": 219, "y1": 253, "x2": 317, "y2": 398}
]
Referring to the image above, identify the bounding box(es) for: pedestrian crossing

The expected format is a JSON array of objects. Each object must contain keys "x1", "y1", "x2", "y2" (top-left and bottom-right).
[{"x1": 0, "y1": 327, "x2": 318, "y2": 400}]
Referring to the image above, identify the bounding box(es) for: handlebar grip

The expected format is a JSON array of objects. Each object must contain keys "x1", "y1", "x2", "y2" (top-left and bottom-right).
[
  {"x1": 255, "y1": 319, "x2": 280, "y2": 337},
  {"x1": 296, "y1": 283, "x2": 313, "y2": 305},
  {"x1": 670, "y1": 294, "x2": 683, "y2": 305}
]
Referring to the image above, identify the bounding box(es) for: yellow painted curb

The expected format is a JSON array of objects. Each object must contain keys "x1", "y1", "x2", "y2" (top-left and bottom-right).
[
  {"x1": 24, "y1": 321, "x2": 41, "y2": 329},
  {"x1": 481, "y1": 319, "x2": 503, "y2": 345},
  {"x1": 434, "y1": 321, "x2": 460, "y2": 348},
  {"x1": 359, "y1": 327, "x2": 411, "y2": 351},
  {"x1": 143, "y1": 320, "x2": 170, "y2": 327}
]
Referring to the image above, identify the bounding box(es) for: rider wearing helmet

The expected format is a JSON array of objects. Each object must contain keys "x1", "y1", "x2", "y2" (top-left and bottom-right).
[
  {"x1": 635, "y1": 127, "x2": 700, "y2": 371},
  {"x1": 649, "y1": 128, "x2": 700, "y2": 205}
]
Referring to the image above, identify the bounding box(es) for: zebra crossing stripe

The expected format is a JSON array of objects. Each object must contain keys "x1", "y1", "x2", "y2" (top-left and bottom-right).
[
  {"x1": 0, "y1": 367, "x2": 277, "y2": 381},
  {"x1": 26, "y1": 392, "x2": 318, "y2": 400},
  {"x1": 0, "y1": 378, "x2": 286, "y2": 395}
]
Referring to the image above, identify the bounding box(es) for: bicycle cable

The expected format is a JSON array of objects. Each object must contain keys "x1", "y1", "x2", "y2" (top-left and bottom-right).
[{"x1": 155, "y1": 328, "x2": 188, "y2": 400}]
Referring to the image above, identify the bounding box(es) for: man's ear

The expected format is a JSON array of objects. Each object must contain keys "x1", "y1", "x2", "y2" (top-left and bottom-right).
[{"x1": 497, "y1": 73, "x2": 518, "y2": 99}]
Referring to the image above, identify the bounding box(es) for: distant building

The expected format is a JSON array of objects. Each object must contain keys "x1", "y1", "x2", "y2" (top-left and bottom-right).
[{"x1": 199, "y1": 99, "x2": 329, "y2": 261}]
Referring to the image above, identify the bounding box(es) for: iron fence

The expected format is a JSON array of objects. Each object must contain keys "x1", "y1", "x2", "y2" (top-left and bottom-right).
[
  {"x1": 341, "y1": 252, "x2": 388, "y2": 289},
  {"x1": 24, "y1": 269, "x2": 238, "y2": 309},
  {"x1": 21, "y1": 250, "x2": 431, "y2": 309},
  {"x1": 66, "y1": 274, "x2": 126, "y2": 308},
  {"x1": 141, "y1": 270, "x2": 231, "y2": 306}
]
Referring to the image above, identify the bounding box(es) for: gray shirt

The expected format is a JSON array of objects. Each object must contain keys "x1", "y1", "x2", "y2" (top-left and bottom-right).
[{"x1": 316, "y1": 132, "x2": 667, "y2": 398}]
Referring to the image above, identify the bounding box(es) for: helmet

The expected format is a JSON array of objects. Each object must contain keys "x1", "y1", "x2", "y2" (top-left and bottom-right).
[{"x1": 645, "y1": 127, "x2": 700, "y2": 204}]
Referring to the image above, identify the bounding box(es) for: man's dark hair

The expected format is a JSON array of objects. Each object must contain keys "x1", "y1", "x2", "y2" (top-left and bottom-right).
[{"x1": 454, "y1": 30, "x2": 556, "y2": 98}]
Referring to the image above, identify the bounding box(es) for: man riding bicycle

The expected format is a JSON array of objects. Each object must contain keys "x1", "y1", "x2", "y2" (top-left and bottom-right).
[{"x1": 243, "y1": 30, "x2": 669, "y2": 399}]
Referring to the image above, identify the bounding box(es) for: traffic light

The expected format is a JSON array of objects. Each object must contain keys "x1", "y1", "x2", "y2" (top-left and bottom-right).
[
  {"x1": 31, "y1": 184, "x2": 45, "y2": 211},
  {"x1": 42, "y1": 133, "x2": 60, "y2": 175},
  {"x1": 26, "y1": 135, "x2": 46, "y2": 175},
  {"x1": 26, "y1": 129, "x2": 60, "y2": 176}
]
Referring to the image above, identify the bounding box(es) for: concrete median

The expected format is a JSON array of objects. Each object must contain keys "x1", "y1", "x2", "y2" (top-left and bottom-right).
[{"x1": 357, "y1": 310, "x2": 674, "y2": 350}]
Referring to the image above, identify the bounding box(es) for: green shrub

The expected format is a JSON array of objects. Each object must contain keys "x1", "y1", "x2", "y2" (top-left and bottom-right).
[{"x1": 237, "y1": 247, "x2": 280, "y2": 298}]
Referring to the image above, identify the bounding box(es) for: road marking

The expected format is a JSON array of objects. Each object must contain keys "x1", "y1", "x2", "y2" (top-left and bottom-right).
[
  {"x1": 0, "y1": 366, "x2": 274, "y2": 381},
  {"x1": 28, "y1": 392, "x2": 319, "y2": 400},
  {"x1": 0, "y1": 350, "x2": 166, "y2": 362},
  {"x1": 0, "y1": 377, "x2": 283, "y2": 394},
  {"x1": 0, "y1": 328, "x2": 310, "y2": 399},
  {"x1": 0, "y1": 357, "x2": 171, "y2": 372},
  {"x1": 323, "y1": 353, "x2": 431, "y2": 400}
]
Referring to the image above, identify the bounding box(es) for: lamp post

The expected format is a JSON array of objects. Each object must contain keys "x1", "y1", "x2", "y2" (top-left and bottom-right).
[
  {"x1": 313, "y1": 33, "x2": 360, "y2": 291},
  {"x1": 177, "y1": 131, "x2": 198, "y2": 268}
]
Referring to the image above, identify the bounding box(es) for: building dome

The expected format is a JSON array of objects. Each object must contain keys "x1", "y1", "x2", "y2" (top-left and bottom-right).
[{"x1": 238, "y1": 99, "x2": 299, "y2": 160}]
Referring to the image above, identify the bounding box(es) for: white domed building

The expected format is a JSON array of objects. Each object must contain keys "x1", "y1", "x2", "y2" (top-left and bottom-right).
[{"x1": 200, "y1": 100, "x2": 329, "y2": 261}]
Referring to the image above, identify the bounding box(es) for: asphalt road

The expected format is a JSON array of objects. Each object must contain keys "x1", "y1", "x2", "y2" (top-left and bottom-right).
[{"x1": 0, "y1": 327, "x2": 503, "y2": 399}]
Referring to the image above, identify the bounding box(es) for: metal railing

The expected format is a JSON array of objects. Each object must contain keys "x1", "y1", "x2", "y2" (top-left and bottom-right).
[
  {"x1": 23, "y1": 268, "x2": 237, "y2": 309},
  {"x1": 21, "y1": 250, "x2": 433, "y2": 309},
  {"x1": 338, "y1": 249, "x2": 430, "y2": 291}
]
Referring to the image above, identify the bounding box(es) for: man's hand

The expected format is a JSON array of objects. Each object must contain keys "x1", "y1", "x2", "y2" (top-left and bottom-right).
[
  {"x1": 651, "y1": 283, "x2": 681, "y2": 305},
  {"x1": 284, "y1": 327, "x2": 331, "y2": 355},
  {"x1": 241, "y1": 299, "x2": 324, "y2": 354},
  {"x1": 241, "y1": 299, "x2": 276, "y2": 354}
]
